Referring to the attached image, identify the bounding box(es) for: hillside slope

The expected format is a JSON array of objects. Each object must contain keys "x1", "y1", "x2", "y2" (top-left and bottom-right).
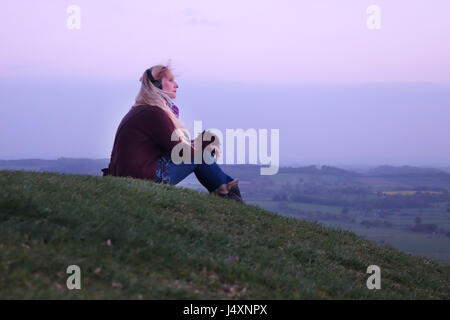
[{"x1": 0, "y1": 170, "x2": 449, "y2": 299}]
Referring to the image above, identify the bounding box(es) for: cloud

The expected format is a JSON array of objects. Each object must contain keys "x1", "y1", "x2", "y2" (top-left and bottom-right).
[{"x1": 181, "y1": 8, "x2": 220, "y2": 28}]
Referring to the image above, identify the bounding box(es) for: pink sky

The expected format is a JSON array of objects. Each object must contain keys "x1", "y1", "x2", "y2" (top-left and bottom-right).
[
  {"x1": 1, "y1": 1, "x2": 450, "y2": 165},
  {"x1": 1, "y1": 0, "x2": 449, "y2": 84}
]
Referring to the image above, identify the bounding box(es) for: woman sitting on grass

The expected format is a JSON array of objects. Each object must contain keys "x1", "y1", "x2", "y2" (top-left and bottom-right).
[{"x1": 105, "y1": 64, "x2": 243, "y2": 202}]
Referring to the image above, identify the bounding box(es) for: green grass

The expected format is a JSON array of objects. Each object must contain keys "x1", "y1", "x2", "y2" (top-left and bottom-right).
[
  {"x1": 249, "y1": 199, "x2": 450, "y2": 265},
  {"x1": 0, "y1": 170, "x2": 449, "y2": 299},
  {"x1": 324, "y1": 222, "x2": 450, "y2": 264}
]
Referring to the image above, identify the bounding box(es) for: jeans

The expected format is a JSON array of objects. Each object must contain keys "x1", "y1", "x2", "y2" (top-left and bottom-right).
[{"x1": 155, "y1": 153, "x2": 234, "y2": 193}]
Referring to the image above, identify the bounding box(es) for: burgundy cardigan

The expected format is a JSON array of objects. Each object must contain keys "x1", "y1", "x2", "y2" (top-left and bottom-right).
[{"x1": 108, "y1": 104, "x2": 194, "y2": 181}]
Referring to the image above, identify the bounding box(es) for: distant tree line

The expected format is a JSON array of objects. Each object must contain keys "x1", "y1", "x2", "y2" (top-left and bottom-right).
[
  {"x1": 272, "y1": 183, "x2": 450, "y2": 211},
  {"x1": 409, "y1": 218, "x2": 450, "y2": 237}
]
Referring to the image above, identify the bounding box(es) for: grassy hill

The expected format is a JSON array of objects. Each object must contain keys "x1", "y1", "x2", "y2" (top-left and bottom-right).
[{"x1": 0, "y1": 170, "x2": 449, "y2": 299}]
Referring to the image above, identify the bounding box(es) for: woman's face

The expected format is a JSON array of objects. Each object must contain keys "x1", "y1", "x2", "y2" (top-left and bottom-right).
[{"x1": 161, "y1": 71, "x2": 179, "y2": 99}]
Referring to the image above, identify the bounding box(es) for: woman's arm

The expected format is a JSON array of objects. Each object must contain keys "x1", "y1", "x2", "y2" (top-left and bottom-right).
[
  {"x1": 141, "y1": 106, "x2": 221, "y2": 161},
  {"x1": 140, "y1": 106, "x2": 196, "y2": 157}
]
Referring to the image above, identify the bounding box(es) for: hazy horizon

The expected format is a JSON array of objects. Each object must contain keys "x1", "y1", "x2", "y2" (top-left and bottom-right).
[{"x1": 1, "y1": 78, "x2": 450, "y2": 169}]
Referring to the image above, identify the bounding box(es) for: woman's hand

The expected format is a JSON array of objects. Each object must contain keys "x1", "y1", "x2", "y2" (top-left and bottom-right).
[{"x1": 193, "y1": 130, "x2": 222, "y2": 160}]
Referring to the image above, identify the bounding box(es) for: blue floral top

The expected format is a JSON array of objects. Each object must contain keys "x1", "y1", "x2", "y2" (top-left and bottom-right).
[{"x1": 155, "y1": 102, "x2": 179, "y2": 184}]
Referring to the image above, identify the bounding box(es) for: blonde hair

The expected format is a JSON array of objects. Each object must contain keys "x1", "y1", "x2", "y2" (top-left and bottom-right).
[
  {"x1": 134, "y1": 65, "x2": 182, "y2": 125},
  {"x1": 133, "y1": 64, "x2": 221, "y2": 159},
  {"x1": 133, "y1": 64, "x2": 191, "y2": 142}
]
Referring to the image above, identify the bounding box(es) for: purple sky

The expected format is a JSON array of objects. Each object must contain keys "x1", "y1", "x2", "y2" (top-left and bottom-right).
[
  {"x1": 1, "y1": 0, "x2": 449, "y2": 83},
  {"x1": 1, "y1": 1, "x2": 449, "y2": 167}
]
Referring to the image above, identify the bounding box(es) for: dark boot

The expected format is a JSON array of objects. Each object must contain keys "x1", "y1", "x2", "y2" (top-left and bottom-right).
[
  {"x1": 227, "y1": 184, "x2": 244, "y2": 203},
  {"x1": 212, "y1": 179, "x2": 243, "y2": 203}
]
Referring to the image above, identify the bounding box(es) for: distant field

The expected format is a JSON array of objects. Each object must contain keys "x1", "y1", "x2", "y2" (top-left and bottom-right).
[
  {"x1": 247, "y1": 198, "x2": 450, "y2": 265},
  {"x1": 268, "y1": 173, "x2": 343, "y2": 185},
  {"x1": 340, "y1": 225, "x2": 450, "y2": 265},
  {"x1": 383, "y1": 191, "x2": 444, "y2": 195},
  {"x1": 354, "y1": 177, "x2": 411, "y2": 189}
]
